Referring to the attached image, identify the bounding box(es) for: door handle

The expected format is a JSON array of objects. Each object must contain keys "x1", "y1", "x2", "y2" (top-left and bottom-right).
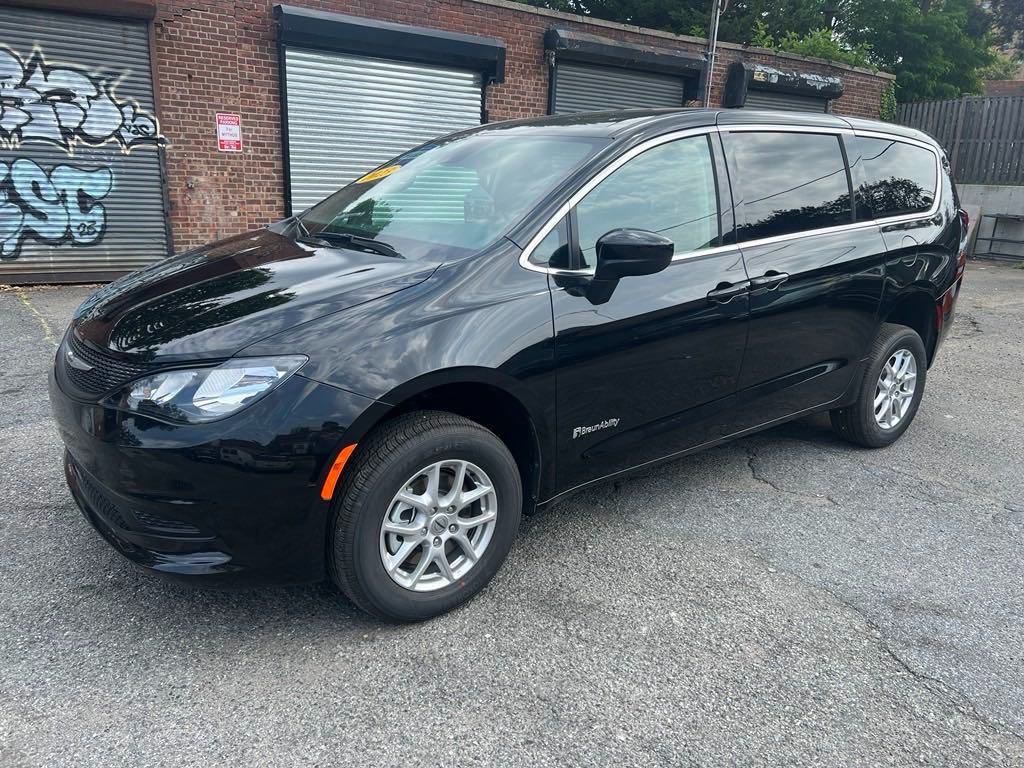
[
  {"x1": 706, "y1": 280, "x2": 750, "y2": 304},
  {"x1": 748, "y1": 271, "x2": 789, "y2": 292}
]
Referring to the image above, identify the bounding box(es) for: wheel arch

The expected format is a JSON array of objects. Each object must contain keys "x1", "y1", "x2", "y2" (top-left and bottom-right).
[
  {"x1": 344, "y1": 368, "x2": 549, "y2": 512},
  {"x1": 882, "y1": 287, "x2": 938, "y2": 364}
]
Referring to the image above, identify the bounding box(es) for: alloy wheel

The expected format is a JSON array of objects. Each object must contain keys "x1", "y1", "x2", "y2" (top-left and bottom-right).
[
  {"x1": 379, "y1": 459, "x2": 498, "y2": 592},
  {"x1": 873, "y1": 348, "x2": 918, "y2": 429}
]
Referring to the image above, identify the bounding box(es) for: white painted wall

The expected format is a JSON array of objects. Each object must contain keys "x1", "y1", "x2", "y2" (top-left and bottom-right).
[{"x1": 958, "y1": 184, "x2": 1024, "y2": 260}]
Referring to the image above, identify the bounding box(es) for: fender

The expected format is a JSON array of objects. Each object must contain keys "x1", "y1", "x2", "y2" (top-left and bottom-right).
[
  {"x1": 325, "y1": 365, "x2": 550, "y2": 443},
  {"x1": 328, "y1": 365, "x2": 554, "y2": 505}
]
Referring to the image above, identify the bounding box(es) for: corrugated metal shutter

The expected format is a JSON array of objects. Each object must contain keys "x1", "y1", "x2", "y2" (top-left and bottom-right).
[
  {"x1": 385, "y1": 168, "x2": 480, "y2": 223},
  {"x1": 553, "y1": 62, "x2": 684, "y2": 114},
  {"x1": 283, "y1": 48, "x2": 482, "y2": 212},
  {"x1": 743, "y1": 89, "x2": 829, "y2": 113},
  {"x1": 0, "y1": 6, "x2": 169, "y2": 283}
]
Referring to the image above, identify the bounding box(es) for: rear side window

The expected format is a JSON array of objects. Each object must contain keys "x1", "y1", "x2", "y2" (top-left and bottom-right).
[
  {"x1": 575, "y1": 135, "x2": 720, "y2": 268},
  {"x1": 724, "y1": 132, "x2": 852, "y2": 241},
  {"x1": 849, "y1": 137, "x2": 937, "y2": 219}
]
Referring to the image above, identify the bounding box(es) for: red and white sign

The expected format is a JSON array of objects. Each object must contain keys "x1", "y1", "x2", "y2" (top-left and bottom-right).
[{"x1": 215, "y1": 112, "x2": 242, "y2": 152}]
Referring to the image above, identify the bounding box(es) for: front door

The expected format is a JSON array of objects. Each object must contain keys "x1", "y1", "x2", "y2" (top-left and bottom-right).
[{"x1": 547, "y1": 133, "x2": 750, "y2": 493}]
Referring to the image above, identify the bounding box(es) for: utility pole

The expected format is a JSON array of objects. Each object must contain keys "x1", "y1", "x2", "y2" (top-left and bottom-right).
[{"x1": 703, "y1": 0, "x2": 726, "y2": 107}]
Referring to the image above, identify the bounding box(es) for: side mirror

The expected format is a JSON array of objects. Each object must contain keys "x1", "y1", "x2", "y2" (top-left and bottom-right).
[
  {"x1": 594, "y1": 229, "x2": 674, "y2": 281},
  {"x1": 578, "y1": 229, "x2": 674, "y2": 305}
]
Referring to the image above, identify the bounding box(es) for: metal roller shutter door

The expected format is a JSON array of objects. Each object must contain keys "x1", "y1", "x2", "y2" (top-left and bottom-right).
[
  {"x1": 743, "y1": 89, "x2": 829, "y2": 113},
  {"x1": 283, "y1": 48, "x2": 483, "y2": 212},
  {"x1": 0, "y1": 6, "x2": 169, "y2": 283},
  {"x1": 553, "y1": 62, "x2": 684, "y2": 114}
]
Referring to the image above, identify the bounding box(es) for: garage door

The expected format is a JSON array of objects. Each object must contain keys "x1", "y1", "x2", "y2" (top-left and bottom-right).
[
  {"x1": 283, "y1": 48, "x2": 483, "y2": 212},
  {"x1": 743, "y1": 89, "x2": 829, "y2": 113},
  {"x1": 553, "y1": 62, "x2": 685, "y2": 114},
  {"x1": 0, "y1": 6, "x2": 169, "y2": 284}
]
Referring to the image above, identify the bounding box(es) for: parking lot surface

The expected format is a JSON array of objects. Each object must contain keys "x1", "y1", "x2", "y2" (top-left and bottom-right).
[{"x1": 1, "y1": 261, "x2": 1022, "y2": 767}]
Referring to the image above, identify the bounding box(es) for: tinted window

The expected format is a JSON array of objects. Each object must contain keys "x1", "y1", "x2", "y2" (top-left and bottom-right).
[
  {"x1": 725, "y1": 132, "x2": 852, "y2": 241},
  {"x1": 300, "y1": 134, "x2": 606, "y2": 260},
  {"x1": 850, "y1": 137, "x2": 937, "y2": 219},
  {"x1": 575, "y1": 136, "x2": 719, "y2": 268}
]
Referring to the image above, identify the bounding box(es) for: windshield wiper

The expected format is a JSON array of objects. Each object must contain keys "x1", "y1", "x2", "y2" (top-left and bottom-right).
[
  {"x1": 289, "y1": 214, "x2": 313, "y2": 240},
  {"x1": 313, "y1": 231, "x2": 404, "y2": 259}
]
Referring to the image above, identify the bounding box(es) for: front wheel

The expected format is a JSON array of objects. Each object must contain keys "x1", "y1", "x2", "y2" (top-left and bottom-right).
[
  {"x1": 830, "y1": 323, "x2": 928, "y2": 448},
  {"x1": 329, "y1": 411, "x2": 522, "y2": 621}
]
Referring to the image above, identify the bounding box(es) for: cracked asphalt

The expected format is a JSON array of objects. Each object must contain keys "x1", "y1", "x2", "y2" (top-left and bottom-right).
[{"x1": 1, "y1": 261, "x2": 1023, "y2": 767}]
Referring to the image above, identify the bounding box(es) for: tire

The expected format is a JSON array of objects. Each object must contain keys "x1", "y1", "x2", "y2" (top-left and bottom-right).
[
  {"x1": 328, "y1": 410, "x2": 522, "y2": 622},
  {"x1": 830, "y1": 323, "x2": 928, "y2": 448}
]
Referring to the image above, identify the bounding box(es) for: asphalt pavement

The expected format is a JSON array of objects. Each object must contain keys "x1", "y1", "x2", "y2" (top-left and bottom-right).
[{"x1": 1, "y1": 261, "x2": 1022, "y2": 767}]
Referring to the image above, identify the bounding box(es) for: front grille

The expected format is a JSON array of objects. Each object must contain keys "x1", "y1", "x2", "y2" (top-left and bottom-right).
[{"x1": 63, "y1": 334, "x2": 153, "y2": 396}]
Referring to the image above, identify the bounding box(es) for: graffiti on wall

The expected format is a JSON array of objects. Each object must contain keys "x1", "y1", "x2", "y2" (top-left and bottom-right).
[
  {"x1": 0, "y1": 46, "x2": 166, "y2": 259},
  {"x1": 0, "y1": 159, "x2": 112, "y2": 257}
]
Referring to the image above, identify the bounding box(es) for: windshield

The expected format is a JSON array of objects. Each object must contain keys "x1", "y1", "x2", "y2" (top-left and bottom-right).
[{"x1": 298, "y1": 132, "x2": 608, "y2": 260}]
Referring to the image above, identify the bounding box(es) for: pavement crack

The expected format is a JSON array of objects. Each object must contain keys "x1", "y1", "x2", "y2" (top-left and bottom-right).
[
  {"x1": 992, "y1": 504, "x2": 1024, "y2": 526},
  {"x1": 745, "y1": 445, "x2": 838, "y2": 506},
  {"x1": 745, "y1": 546, "x2": 1024, "y2": 751},
  {"x1": 875, "y1": 640, "x2": 1024, "y2": 745},
  {"x1": 9, "y1": 287, "x2": 58, "y2": 349},
  {"x1": 779, "y1": 435, "x2": 1019, "y2": 515}
]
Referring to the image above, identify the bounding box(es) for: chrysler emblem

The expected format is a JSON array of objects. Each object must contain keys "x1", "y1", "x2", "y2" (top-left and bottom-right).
[{"x1": 65, "y1": 347, "x2": 94, "y2": 372}]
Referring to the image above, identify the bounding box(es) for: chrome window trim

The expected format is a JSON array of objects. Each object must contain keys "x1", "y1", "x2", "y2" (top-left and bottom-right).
[
  {"x1": 519, "y1": 123, "x2": 945, "y2": 276},
  {"x1": 718, "y1": 123, "x2": 854, "y2": 136}
]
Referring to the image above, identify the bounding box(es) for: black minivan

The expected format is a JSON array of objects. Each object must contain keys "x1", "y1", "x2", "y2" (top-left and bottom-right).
[{"x1": 50, "y1": 108, "x2": 967, "y2": 620}]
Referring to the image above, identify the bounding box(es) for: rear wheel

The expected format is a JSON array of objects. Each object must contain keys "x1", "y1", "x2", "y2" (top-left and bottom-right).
[
  {"x1": 329, "y1": 410, "x2": 522, "y2": 621},
  {"x1": 830, "y1": 323, "x2": 928, "y2": 448}
]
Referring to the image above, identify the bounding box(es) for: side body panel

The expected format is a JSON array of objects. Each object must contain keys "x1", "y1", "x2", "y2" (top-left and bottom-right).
[
  {"x1": 734, "y1": 226, "x2": 887, "y2": 419},
  {"x1": 876, "y1": 156, "x2": 963, "y2": 359},
  {"x1": 549, "y1": 250, "x2": 750, "y2": 491}
]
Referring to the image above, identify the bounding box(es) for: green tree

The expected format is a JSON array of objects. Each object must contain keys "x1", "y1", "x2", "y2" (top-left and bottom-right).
[
  {"x1": 978, "y1": 50, "x2": 1022, "y2": 80},
  {"x1": 685, "y1": 0, "x2": 834, "y2": 43},
  {"x1": 879, "y1": 82, "x2": 898, "y2": 120},
  {"x1": 513, "y1": 0, "x2": 831, "y2": 43},
  {"x1": 987, "y1": 0, "x2": 1023, "y2": 50},
  {"x1": 750, "y1": 22, "x2": 874, "y2": 69},
  {"x1": 513, "y1": 0, "x2": 998, "y2": 102},
  {"x1": 838, "y1": 0, "x2": 994, "y2": 101}
]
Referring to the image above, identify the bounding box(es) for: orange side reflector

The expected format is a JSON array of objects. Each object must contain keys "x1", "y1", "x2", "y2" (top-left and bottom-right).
[{"x1": 320, "y1": 444, "x2": 357, "y2": 501}]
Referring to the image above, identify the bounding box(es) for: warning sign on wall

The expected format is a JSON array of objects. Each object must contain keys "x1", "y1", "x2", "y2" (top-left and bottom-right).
[{"x1": 216, "y1": 112, "x2": 242, "y2": 152}]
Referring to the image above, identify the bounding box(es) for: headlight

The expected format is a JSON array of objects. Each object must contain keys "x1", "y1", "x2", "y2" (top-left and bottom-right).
[{"x1": 109, "y1": 356, "x2": 307, "y2": 424}]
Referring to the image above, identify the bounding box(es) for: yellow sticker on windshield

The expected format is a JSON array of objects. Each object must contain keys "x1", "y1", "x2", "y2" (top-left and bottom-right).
[{"x1": 355, "y1": 165, "x2": 401, "y2": 184}]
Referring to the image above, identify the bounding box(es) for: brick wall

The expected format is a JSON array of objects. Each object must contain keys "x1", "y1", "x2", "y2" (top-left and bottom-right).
[{"x1": 152, "y1": 0, "x2": 893, "y2": 251}]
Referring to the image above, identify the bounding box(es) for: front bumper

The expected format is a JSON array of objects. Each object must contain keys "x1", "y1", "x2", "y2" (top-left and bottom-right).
[{"x1": 50, "y1": 367, "x2": 381, "y2": 585}]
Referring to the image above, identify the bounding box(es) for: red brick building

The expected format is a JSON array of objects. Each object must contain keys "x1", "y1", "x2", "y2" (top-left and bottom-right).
[{"x1": 0, "y1": 0, "x2": 894, "y2": 283}]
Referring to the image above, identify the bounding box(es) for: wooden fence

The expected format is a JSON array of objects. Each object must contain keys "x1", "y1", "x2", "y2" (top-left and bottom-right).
[{"x1": 897, "y1": 96, "x2": 1024, "y2": 186}]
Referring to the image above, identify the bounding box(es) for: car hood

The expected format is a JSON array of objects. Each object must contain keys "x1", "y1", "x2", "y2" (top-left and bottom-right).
[{"x1": 71, "y1": 228, "x2": 439, "y2": 361}]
